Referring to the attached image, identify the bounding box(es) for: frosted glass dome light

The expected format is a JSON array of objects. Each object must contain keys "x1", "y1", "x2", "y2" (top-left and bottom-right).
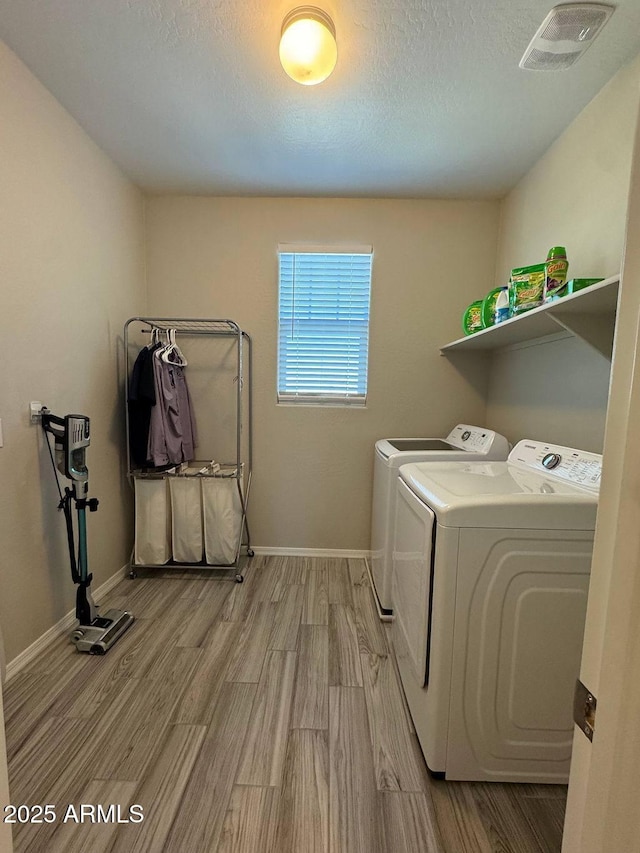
[{"x1": 279, "y1": 7, "x2": 337, "y2": 85}]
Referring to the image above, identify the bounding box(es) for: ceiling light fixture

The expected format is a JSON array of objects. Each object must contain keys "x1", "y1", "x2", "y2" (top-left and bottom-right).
[{"x1": 279, "y1": 6, "x2": 337, "y2": 86}]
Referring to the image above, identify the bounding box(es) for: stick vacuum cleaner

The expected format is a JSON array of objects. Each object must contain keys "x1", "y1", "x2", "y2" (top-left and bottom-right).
[{"x1": 42, "y1": 410, "x2": 134, "y2": 654}]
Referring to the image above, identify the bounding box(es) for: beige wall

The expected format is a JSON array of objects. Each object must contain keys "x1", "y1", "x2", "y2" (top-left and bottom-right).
[
  {"x1": 0, "y1": 42, "x2": 146, "y2": 662},
  {"x1": 486, "y1": 54, "x2": 640, "y2": 452},
  {"x1": 145, "y1": 197, "x2": 499, "y2": 550}
]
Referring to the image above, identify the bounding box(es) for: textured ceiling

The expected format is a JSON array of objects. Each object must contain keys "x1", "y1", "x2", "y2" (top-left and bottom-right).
[{"x1": 1, "y1": 0, "x2": 639, "y2": 198}]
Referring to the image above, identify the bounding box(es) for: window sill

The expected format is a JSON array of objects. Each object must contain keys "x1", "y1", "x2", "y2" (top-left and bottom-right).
[{"x1": 277, "y1": 397, "x2": 366, "y2": 408}]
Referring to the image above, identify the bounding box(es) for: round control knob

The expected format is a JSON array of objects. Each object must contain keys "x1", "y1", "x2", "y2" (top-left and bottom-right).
[
  {"x1": 542, "y1": 452, "x2": 561, "y2": 470},
  {"x1": 461, "y1": 430, "x2": 471, "y2": 441}
]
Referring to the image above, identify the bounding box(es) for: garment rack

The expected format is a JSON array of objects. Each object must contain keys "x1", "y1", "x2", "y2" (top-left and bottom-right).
[{"x1": 124, "y1": 317, "x2": 253, "y2": 582}]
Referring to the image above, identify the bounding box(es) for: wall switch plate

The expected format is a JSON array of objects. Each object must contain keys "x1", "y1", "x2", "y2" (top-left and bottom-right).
[{"x1": 30, "y1": 401, "x2": 43, "y2": 424}]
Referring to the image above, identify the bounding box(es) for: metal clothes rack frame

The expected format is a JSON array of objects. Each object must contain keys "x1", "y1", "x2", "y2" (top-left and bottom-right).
[{"x1": 124, "y1": 317, "x2": 253, "y2": 582}]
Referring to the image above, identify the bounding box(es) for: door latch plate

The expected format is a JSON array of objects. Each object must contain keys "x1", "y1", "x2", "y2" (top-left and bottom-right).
[{"x1": 573, "y1": 678, "x2": 597, "y2": 742}]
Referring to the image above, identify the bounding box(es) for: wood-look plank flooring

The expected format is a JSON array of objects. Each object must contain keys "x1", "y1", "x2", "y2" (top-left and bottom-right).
[{"x1": 4, "y1": 556, "x2": 566, "y2": 852}]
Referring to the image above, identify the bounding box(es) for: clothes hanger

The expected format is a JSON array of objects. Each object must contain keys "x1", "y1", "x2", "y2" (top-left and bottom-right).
[
  {"x1": 171, "y1": 329, "x2": 188, "y2": 366},
  {"x1": 160, "y1": 329, "x2": 174, "y2": 363},
  {"x1": 154, "y1": 329, "x2": 170, "y2": 360},
  {"x1": 162, "y1": 329, "x2": 188, "y2": 366}
]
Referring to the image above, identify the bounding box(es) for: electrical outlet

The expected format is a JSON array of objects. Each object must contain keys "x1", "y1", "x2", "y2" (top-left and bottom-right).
[{"x1": 30, "y1": 401, "x2": 43, "y2": 424}]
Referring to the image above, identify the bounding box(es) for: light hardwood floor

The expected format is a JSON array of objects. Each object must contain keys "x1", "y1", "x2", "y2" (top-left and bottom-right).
[{"x1": 4, "y1": 556, "x2": 566, "y2": 852}]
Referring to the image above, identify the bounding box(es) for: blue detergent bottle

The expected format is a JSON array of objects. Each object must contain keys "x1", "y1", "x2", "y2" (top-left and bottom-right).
[{"x1": 494, "y1": 286, "x2": 510, "y2": 324}]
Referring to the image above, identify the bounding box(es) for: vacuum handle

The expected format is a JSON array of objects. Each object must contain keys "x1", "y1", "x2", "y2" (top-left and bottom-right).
[
  {"x1": 41, "y1": 412, "x2": 65, "y2": 438},
  {"x1": 42, "y1": 413, "x2": 64, "y2": 427}
]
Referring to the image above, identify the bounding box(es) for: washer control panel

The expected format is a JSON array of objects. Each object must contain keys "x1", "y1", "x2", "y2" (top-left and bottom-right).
[
  {"x1": 509, "y1": 440, "x2": 602, "y2": 490},
  {"x1": 447, "y1": 424, "x2": 503, "y2": 453}
]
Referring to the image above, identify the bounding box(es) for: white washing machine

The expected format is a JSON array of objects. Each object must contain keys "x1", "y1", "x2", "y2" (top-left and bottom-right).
[
  {"x1": 370, "y1": 424, "x2": 509, "y2": 616},
  {"x1": 391, "y1": 439, "x2": 602, "y2": 784}
]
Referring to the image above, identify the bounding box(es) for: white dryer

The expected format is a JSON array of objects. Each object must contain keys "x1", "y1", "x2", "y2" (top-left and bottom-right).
[
  {"x1": 370, "y1": 424, "x2": 509, "y2": 616},
  {"x1": 392, "y1": 439, "x2": 602, "y2": 784}
]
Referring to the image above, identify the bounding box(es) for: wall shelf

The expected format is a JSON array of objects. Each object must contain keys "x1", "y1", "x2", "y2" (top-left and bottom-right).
[{"x1": 440, "y1": 275, "x2": 620, "y2": 359}]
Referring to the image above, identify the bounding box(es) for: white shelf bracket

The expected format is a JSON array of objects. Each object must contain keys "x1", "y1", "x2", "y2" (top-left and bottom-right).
[{"x1": 547, "y1": 311, "x2": 616, "y2": 359}]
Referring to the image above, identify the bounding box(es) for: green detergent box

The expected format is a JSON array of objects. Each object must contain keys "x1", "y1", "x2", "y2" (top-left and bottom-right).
[
  {"x1": 551, "y1": 277, "x2": 604, "y2": 299},
  {"x1": 509, "y1": 263, "x2": 546, "y2": 314}
]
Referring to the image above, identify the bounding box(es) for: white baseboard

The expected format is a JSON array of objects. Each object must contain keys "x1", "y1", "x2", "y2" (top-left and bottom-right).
[
  {"x1": 6, "y1": 563, "x2": 130, "y2": 681},
  {"x1": 251, "y1": 547, "x2": 371, "y2": 559}
]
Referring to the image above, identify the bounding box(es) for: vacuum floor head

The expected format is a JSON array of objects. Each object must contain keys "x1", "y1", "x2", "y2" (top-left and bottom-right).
[{"x1": 72, "y1": 609, "x2": 135, "y2": 655}]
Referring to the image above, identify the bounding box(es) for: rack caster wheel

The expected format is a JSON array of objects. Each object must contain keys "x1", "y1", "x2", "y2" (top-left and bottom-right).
[
  {"x1": 235, "y1": 574, "x2": 244, "y2": 583},
  {"x1": 247, "y1": 549, "x2": 254, "y2": 558},
  {"x1": 71, "y1": 630, "x2": 84, "y2": 643},
  {"x1": 129, "y1": 570, "x2": 137, "y2": 579}
]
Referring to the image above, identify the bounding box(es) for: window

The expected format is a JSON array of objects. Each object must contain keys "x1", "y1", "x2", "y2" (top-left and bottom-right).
[{"x1": 277, "y1": 244, "x2": 373, "y2": 405}]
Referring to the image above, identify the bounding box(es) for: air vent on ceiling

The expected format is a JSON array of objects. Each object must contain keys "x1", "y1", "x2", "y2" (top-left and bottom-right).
[{"x1": 519, "y1": 3, "x2": 615, "y2": 71}]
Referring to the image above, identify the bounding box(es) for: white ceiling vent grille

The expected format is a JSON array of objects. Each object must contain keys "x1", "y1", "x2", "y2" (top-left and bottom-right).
[{"x1": 519, "y1": 4, "x2": 615, "y2": 71}]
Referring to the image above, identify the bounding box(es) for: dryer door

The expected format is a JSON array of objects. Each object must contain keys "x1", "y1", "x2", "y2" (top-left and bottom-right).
[{"x1": 392, "y1": 477, "x2": 436, "y2": 686}]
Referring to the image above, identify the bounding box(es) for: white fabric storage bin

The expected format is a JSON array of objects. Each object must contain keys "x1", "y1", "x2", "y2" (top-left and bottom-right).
[
  {"x1": 169, "y1": 474, "x2": 204, "y2": 563},
  {"x1": 134, "y1": 477, "x2": 171, "y2": 565},
  {"x1": 201, "y1": 476, "x2": 242, "y2": 565}
]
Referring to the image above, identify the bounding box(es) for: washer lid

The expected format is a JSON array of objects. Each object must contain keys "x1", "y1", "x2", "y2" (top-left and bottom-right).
[
  {"x1": 383, "y1": 439, "x2": 458, "y2": 452},
  {"x1": 375, "y1": 424, "x2": 509, "y2": 463},
  {"x1": 399, "y1": 456, "x2": 600, "y2": 530}
]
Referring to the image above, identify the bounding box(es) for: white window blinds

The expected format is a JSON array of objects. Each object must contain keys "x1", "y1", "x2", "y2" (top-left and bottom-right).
[{"x1": 277, "y1": 245, "x2": 373, "y2": 405}]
